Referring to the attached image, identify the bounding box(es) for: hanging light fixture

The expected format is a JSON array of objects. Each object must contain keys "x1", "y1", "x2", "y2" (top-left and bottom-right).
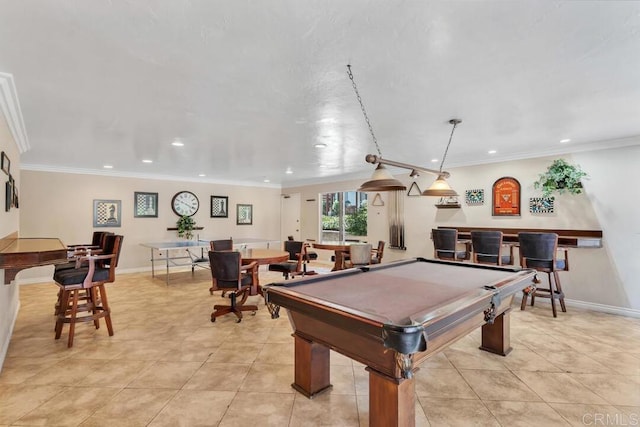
[
  {"x1": 347, "y1": 65, "x2": 461, "y2": 195},
  {"x1": 347, "y1": 65, "x2": 406, "y2": 192},
  {"x1": 422, "y1": 119, "x2": 461, "y2": 197}
]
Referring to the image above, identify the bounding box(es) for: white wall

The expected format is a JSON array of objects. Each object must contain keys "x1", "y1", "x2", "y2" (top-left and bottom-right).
[
  {"x1": 0, "y1": 111, "x2": 21, "y2": 368},
  {"x1": 284, "y1": 146, "x2": 639, "y2": 311},
  {"x1": 17, "y1": 171, "x2": 283, "y2": 281}
]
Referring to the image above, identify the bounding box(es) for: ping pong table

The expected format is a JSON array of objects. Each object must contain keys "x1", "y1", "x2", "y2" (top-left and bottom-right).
[{"x1": 141, "y1": 238, "x2": 282, "y2": 284}]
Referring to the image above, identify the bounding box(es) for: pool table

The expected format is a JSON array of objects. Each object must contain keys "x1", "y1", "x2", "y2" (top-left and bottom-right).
[{"x1": 263, "y1": 258, "x2": 536, "y2": 427}]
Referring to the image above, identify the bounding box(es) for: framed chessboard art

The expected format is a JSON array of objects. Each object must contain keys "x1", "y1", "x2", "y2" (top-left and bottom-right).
[
  {"x1": 93, "y1": 199, "x2": 122, "y2": 227},
  {"x1": 210, "y1": 195, "x2": 229, "y2": 218},
  {"x1": 134, "y1": 192, "x2": 158, "y2": 218}
]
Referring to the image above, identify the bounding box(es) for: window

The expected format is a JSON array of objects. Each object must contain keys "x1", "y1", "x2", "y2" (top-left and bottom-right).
[{"x1": 320, "y1": 191, "x2": 368, "y2": 241}]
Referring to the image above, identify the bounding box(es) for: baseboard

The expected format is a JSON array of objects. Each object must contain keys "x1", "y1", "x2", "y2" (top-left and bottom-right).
[
  {"x1": 0, "y1": 299, "x2": 20, "y2": 371},
  {"x1": 518, "y1": 293, "x2": 640, "y2": 318}
]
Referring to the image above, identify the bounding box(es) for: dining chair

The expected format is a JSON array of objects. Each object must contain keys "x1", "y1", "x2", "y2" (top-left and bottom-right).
[
  {"x1": 431, "y1": 228, "x2": 470, "y2": 261},
  {"x1": 53, "y1": 234, "x2": 123, "y2": 347},
  {"x1": 518, "y1": 232, "x2": 569, "y2": 317},
  {"x1": 370, "y1": 241, "x2": 385, "y2": 264},
  {"x1": 470, "y1": 231, "x2": 514, "y2": 266},
  {"x1": 346, "y1": 243, "x2": 372, "y2": 268},
  {"x1": 208, "y1": 250, "x2": 258, "y2": 323}
]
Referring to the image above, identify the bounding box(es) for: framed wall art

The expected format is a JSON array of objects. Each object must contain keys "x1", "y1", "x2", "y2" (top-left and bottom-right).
[
  {"x1": 5, "y1": 178, "x2": 12, "y2": 212},
  {"x1": 210, "y1": 195, "x2": 229, "y2": 218},
  {"x1": 529, "y1": 197, "x2": 555, "y2": 214},
  {"x1": 1, "y1": 151, "x2": 9, "y2": 175},
  {"x1": 465, "y1": 189, "x2": 484, "y2": 205},
  {"x1": 492, "y1": 177, "x2": 521, "y2": 216},
  {"x1": 94, "y1": 199, "x2": 122, "y2": 227},
  {"x1": 236, "y1": 204, "x2": 253, "y2": 225},
  {"x1": 134, "y1": 192, "x2": 158, "y2": 218}
]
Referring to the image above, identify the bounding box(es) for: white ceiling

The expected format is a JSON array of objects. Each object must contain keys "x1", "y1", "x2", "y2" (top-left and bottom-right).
[{"x1": 1, "y1": 1, "x2": 639, "y2": 187}]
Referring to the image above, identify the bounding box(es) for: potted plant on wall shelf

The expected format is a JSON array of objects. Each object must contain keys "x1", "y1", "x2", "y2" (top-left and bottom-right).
[
  {"x1": 534, "y1": 159, "x2": 588, "y2": 197},
  {"x1": 176, "y1": 215, "x2": 197, "y2": 240}
]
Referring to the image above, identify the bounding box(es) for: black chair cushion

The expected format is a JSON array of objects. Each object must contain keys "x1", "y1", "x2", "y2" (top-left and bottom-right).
[
  {"x1": 216, "y1": 273, "x2": 253, "y2": 289},
  {"x1": 476, "y1": 254, "x2": 513, "y2": 265},
  {"x1": 268, "y1": 262, "x2": 298, "y2": 274},
  {"x1": 436, "y1": 250, "x2": 468, "y2": 261},
  {"x1": 305, "y1": 251, "x2": 319, "y2": 261},
  {"x1": 53, "y1": 267, "x2": 110, "y2": 286}
]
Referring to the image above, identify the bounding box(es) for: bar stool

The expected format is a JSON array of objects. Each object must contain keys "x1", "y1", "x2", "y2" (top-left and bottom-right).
[
  {"x1": 53, "y1": 235, "x2": 123, "y2": 347},
  {"x1": 470, "y1": 230, "x2": 514, "y2": 266},
  {"x1": 518, "y1": 232, "x2": 568, "y2": 317},
  {"x1": 431, "y1": 228, "x2": 470, "y2": 261}
]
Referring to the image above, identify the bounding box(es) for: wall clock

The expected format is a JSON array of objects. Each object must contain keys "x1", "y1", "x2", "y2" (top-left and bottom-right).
[{"x1": 171, "y1": 191, "x2": 199, "y2": 216}]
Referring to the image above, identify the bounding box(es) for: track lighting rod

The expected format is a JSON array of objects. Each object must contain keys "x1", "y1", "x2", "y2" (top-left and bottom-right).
[{"x1": 364, "y1": 154, "x2": 450, "y2": 179}]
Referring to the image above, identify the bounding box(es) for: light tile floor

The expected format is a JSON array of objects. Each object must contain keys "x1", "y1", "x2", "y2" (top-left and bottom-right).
[{"x1": 1, "y1": 265, "x2": 639, "y2": 426}]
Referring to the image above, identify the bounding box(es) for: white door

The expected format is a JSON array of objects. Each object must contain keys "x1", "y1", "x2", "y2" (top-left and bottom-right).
[{"x1": 280, "y1": 193, "x2": 301, "y2": 241}]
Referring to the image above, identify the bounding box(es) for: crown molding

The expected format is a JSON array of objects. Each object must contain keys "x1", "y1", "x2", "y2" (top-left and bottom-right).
[
  {"x1": 0, "y1": 72, "x2": 30, "y2": 153},
  {"x1": 19, "y1": 163, "x2": 282, "y2": 189}
]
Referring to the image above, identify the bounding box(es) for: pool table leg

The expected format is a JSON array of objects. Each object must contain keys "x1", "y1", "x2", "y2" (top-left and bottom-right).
[
  {"x1": 292, "y1": 334, "x2": 333, "y2": 398},
  {"x1": 479, "y1": 308, "x2": 512, "y2": 356},
  {"x1": 368, "y1": 368, "x2": 415, "y2": 427}
]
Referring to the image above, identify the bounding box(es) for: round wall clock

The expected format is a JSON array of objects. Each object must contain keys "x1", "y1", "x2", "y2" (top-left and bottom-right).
[{"x1": 171, "y1": 191, "x2": 199, "y2": 216}]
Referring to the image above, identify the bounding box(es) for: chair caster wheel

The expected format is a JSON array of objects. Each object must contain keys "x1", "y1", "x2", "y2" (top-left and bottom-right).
[
  {"x1": 236, "y1": 318, "x2": 242, "y2": 323},
  {"x1": 210, "y1": 317, "x2": 216, "y2": 323},
  {"x1": 251, "y1": 311, "x2": 257, "y2": 316}
]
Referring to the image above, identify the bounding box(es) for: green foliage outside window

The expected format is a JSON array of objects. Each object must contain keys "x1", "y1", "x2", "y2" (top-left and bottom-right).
[{"x1": 345, "y1": 204, "x2": 367, "y2": 236}]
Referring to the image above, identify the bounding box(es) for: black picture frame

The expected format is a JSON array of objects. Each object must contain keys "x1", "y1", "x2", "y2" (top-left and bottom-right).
[
  {"x1": 12, "y1": 178, "x2": 18, "y2": 209},
  {"x1": 236, "y1": 204, "x2": 253, "y2": 225},
  {"x1": 1, "y1": 151, "x2": 9, "y2": 175},
  {"x1": 210, "y1": 195, "x2": 229, "y2": 218},
  {"x1": 4, "y1": 179, "x2": 11, "y2": 212},
  {"x1": 93, "y1": 199, "x2": 122, "y2": 227},
  {"x1": 134, "y1": 192, "x2": 158, "y2": 218}
]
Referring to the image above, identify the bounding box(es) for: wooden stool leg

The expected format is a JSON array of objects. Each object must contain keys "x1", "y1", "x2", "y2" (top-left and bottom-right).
[
  {"x1": 67, "y1": 290, "x2": 80, "y2": 348},
  {"x1": 554, "y1": 272, "x2": 567, "y2": 312},
  {"x1": 98, "y1": 285, "x2": 114, "y2": 336},
  {"x1": 547, "y1": 273, "x2": 557, "y2": 317},
  {"x1": 55, "y1": 289, "x2": 70, "y2": 339}
]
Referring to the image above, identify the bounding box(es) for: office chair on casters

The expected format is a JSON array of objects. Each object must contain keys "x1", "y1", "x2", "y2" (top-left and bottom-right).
[
  {"x1": 208, "y1": 238, "x2": 234, "y2": 295},
  {"x1": 470, "y1": 231, "x2": 514, "y2": 266},
  {"x1": 518, "y1": 232, "x2": 569, "y2": 318},
  {"x1": 208, "y1": 250, "x2": 258, "y2": 323},
  {"x1": 268, "y1": 240, "x2": 305, "y2": 279},
  {"x1": 431, "y1": 228, "x2": 470, "y2": 261}
]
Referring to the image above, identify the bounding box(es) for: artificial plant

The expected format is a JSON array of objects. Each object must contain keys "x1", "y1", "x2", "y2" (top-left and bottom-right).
[
  {"x1": 176, "y1": 215, "x2": 197, "y2": 239},
  {"x1": 534, "y1": 158, "x2": 588, "y2": 197}
]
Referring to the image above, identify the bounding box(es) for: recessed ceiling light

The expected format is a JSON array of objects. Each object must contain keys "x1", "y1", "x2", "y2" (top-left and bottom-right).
[
  {"x1": 488, "y1": 150, "x2": 497, "y2": 154},
  {"x1": 560, "y1": 139, "x2": 571, "y2": 143},
  {"x1": 314, "y1": 143, "x2": 327, "y2": 148},
  {"x1": 171, "y1": 140, "x2": 184, "y2": 147},
  {"x1": 263, "y1": 178, "x2": 270, "y2": 183},
  {"x1": 103, "y1": 165, "x2": 113, "y2": 169},
  {"x1": 431, "y1": 158, "x2": 438, "y2": 163},
  {"x1": 142, "y1": 159, "x2": 153, "y2": 163},
  {"x1": 285, "y1": 169, "x2": 293, "y2": 174},
  {"x1": 317, "y1": 118, "x2": 337, "y2": 124},
  {"x1": 198, "y1": 173, "x2": 206, "y2": 177}
]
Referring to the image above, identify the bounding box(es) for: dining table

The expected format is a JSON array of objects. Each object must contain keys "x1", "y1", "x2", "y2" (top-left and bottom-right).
[
  {"x1": 239, "y1": 248, "x2": 289, "y2": 293},
  {"x1": 312, "y1": 240, "x2": 362, "y2": 271}
]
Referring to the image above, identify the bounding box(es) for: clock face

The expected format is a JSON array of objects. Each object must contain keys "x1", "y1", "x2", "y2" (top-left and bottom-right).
[{"x1": 171, "y1": 191, "x2": 199, "y2": 217}]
